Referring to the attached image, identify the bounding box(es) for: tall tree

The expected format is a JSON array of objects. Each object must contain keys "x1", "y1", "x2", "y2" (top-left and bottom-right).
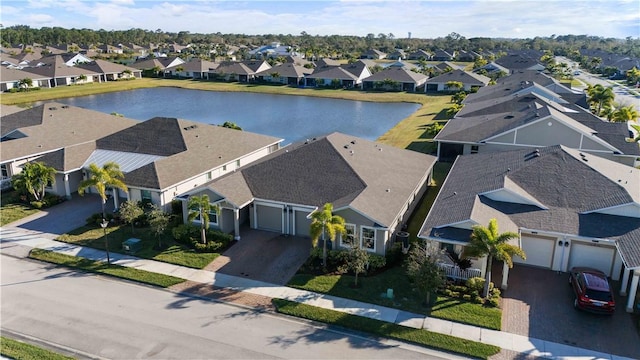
[
  {"x1": 587, "y1": 84, "x2": 615, "y2": 116},
  {"x1": 309, "y1": 203, "x2": 346, "y2": 268},
  {"x1": 187, "y1": 194, "x2": 219, "y2": 244},
  {"x1": 463, "y1": 219, "x2": 525, "y2": 298},
  {"x1": 11, "y1": 161, "x2": 56, "y2": 201},
  {"x1": 78, "y1": 162, "x2": 128, "y2": 220}
]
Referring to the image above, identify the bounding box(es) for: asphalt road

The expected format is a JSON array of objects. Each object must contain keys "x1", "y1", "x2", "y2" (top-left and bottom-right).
[{"x1": 1, "y1": 254, "x2": 461, "y2": 360}]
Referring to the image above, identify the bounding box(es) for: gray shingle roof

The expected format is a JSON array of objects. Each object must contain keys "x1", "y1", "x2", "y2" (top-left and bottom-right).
[
  {"x1": 96, "y1": 117, "x2": 187, "y2": 156},
  {"x1": 202, "y1": 132, "x2": 436, "y2": 227},
  {"x1": 363, "y1": 67, "x2": 427, "y2": 84},
  {"x1": 419, "y1": 145, "x2": 640, "y2": 268}
]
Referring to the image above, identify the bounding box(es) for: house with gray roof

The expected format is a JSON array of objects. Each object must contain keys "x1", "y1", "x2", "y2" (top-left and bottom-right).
[
  {"x1": 360, "y1": 49, "x2": 387, "y2": 60},
  {"x1": 407, "y1": 49, "x2": 432, "y2": 61},
  {"x1": 180, "y1": 132, "x2": 436, "y2": 253},
  {"x1": 494, "y1": 53, "x2": 545, "y2": 73},
  {"x1": 418, "y1": 145, "x2": 640, "y2": 312},
  {"x1": 255, "y1": 63, "x2": 312, "y2": 86},
  {"x1": 21, "y1": 55, "x2": 100, "y2": 87},
  {"x1": 435, "y1": 86, "x2": 639, "y2": 166},
  {"x1": 76, "y1": 59, "x2": 142, "y2": 81},
  {"x1": 164, "y1": 59, "x2": 219, "y2": 79},
  {"x1": 0, "y1": 103, "x2": 137, "y2": 192},
  {"x1": 425, "y1": 69, "x2": 490, "y2": 92},
  {"x1": 361, "y1": 66, "x2": 427, "y2": 92},
  {"x1": 37, "y1": 116, "x2": 283, "y2": 210},
  {"x1": 208, "y1": 60, "x2": 271, "y2": 83},
  {"x1": 305, "y1": 60, "x2": 372, "y2": 88},
  {"x1": 0, "y1": 67, "x2": 53, "y2": 91}
]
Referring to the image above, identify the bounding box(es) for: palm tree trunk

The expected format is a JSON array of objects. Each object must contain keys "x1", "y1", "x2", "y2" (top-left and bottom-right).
[
  {"x1": 483, "y1": 256, "x2": 493, "y2": 298},
  {"x1": 101, "y1": 198, "x2": 106, "y2": 221},
  {"x1": 322, "y1": 226, "x2": 327, "y2": 268},
  {"x1": 201, "y1": 226, "x2": 207, "y2": 244}
]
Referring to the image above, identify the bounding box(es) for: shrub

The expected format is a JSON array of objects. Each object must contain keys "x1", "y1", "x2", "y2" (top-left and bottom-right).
[
  {"x1": 462, "y1": 294, "x2": 472, "y2": 301},
  {"x1": 487, "y1": 297, "x2": 500, "y2": 308},
  {"x1": 30, "y1": 201, "x2": 44, "y2": 209},
  {"x1": 172, "y1": 224, "x2": 199, "y2": 244},
  {"x1": 466, "y1": 277, "x2": 486, "y2": 293},
  {"x1": 85, "y1": 212, "x2": 114, "y2": 226},
  {"x1": 367, "y1": 254, "x2": 386, "y2": 273},
  {"x1": 385, "y1": 242, "x2": 404, "y2": 267}
]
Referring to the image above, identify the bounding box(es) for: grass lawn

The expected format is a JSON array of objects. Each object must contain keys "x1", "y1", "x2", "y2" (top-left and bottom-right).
[
  {"x1": 56, "y1": 224, "x2": 219, "y2": 269},
  {"x1": 288, "y1": 265, "x2": 502, "y2": 330},
  {"x1": 272, "y1": 299, "x2": 500, "y2": 359},
  {"x1": 29, "y1": 248, "x2": 184, "y2": 288},
  {"x1": 0, "y1": 191, "x2": 39, "y2": 227},
  {"x1": 1, "y1": 336, "x2": 75, "y2": 360}
]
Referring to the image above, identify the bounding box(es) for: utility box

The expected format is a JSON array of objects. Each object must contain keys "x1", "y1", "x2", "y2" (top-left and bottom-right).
[{"x1": 122, "y1": 238, "x2": 142, "y2": 254}]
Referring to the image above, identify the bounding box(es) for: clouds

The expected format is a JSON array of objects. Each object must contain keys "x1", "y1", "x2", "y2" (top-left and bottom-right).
[{"x1": 1, "y1": 0, "x2": 637, "y2": 39}]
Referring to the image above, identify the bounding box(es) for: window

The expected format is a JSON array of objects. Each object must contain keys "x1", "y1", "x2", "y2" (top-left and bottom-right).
[
  {"x1": 471, "y1": 145, "x2": 479, "y2": 154},
  {"x1": 440, "y1": 242, "x2": 455, "y2": 255},
  {"x1": 206, "y1": 171, "x2": 212, "y2": 180},
  {"x1": 236, "y1": 159, "x2": 241, "y2": 167},
  {"x1": 361, "y1": 226, "x2": 376, "y2": 251},
  {"x1": 222, "y1": 165, "x2": 227, "y2": 171},
  {"x1": 340, "y1": 224, "x2": 356, "y2": 248},
  {"x1": 141, "y1": 190, "x2": 152, "y2": 203},
  {"x1": 1, "y1": 164, "x2": 8, "y2": 179}
]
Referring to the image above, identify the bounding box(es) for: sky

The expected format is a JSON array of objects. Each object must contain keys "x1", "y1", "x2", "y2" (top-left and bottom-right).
[{"x1": 1, "y1": 0, "x2": 639, "y2": 40}]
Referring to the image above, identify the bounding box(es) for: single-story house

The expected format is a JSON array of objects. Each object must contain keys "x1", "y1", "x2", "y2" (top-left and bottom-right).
[
  {"x1": 361, "y1": 67, "x2": 427, "y2": 92},
  {"x1": 0, "y1": 103, "x2": 137, "y2": 191},
  {"x1": 164, "y1": 59, "x2": 219, "y2": 79},
  {"x1": 20, "y1": 55, "x2": 100, "y2": 87},
  {"x1": 208, "y1": 60, "x2": 271, "y2": 83},
  {"x1": 0, "y1": 67, "x2": 53, "y2": 91},
  {"x1": 432, "y1": 49, "x2": 456, "y2": 61},
  {"x1": 418, "y1": 145, "x2": 640, "y2": 312},
  {"x1": 255, "y1": 63, "x2": 312, "y2": 86},
  {"x1": 425, "y1": 69, "x2": 490, "y2": 92},
  {"x1": 360, "y1": 49, "x2": 387, "y2": 60},
  {"x1": 435, "y1": 91, "x2": 639, "y2": 166},
  {"x1": 180, "y1": 132, "x2": 436, "y2": 254},
  {"x1": 76, "y1": 59, "x2": 142, "y2": 82},
  {"x1": 37, "y1": 116, "x2": 283, "y2": 210},
  {"x1": 407, "y1": 50, "x2": 432, "y2": 61}
]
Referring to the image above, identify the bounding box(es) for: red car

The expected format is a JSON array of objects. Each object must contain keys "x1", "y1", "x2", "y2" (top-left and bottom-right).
[{"x1": 569, "y1": 267, "x2": 615, "y2": 314}]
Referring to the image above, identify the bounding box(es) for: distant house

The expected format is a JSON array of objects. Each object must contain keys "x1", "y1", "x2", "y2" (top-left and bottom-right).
[
  {"x1": 256, "y1": 63, "x2": 312, "y2": 86},
  {"x1": 249, "y1": 42, "x2": 302, "y2": 59},
  {"x1": 306, "y1": 60, "x2": 372, "y2": 88},
  {"x1": 425, "y1": 69, "x2": 490, "y2": 92},
  {"x1": 456, "y1": 50, "x2": 481, "y2": 62},
  {"x1": 76, "y1": 59, "x2": 142, "y2": 81},
  {"x1": 407, "y1": 49, "x2": 432, "y2": 61},
  {"x1": 164, "y1": 59, "x2": 219, "y2": 79},
  {"x1": 130, "y1": 56, "x2": 186, "y2": 75},
  {"x1": 0, "y1": 67, "x2": 52, "y2": 91},
  {"x1": 432, "y1": 49, "x2": 455, "y2": 61},
  {"x1": 387, "y1": 49, "x2": 406, "y2": 60},
  {"x1": 360, "y1": 49, "x2": 387, "y2": 60},
  {"x1": 494, "y1": 53, "x2": 545, "y2": 73},
  {"x1": 96, "y1": 44, "x2": 123, "y2": 54},
  {"x1": 362, "y1": 66, "x2": 427, "y2": 92},
  {"x1": 181, "y1": 132, "x2": 436, "y2": 253},
  {"x1": 208, "y1": 60, "x2": 271, "y2": 82},
  {"x1": 21, "y1": 55, "x2": 99, "y2": 87}
]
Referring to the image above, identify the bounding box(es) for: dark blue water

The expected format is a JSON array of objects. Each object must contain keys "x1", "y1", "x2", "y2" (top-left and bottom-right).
[{"x1": 38, "y1": 88, "x2": 419, "y2": 145}]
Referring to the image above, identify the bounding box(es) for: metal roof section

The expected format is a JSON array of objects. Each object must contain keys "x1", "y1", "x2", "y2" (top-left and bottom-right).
[{"x1": 82, "y1": 149, "x2": 165, "y2": 173}]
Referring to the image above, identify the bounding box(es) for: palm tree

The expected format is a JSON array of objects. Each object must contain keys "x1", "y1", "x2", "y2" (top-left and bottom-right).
[
  {"x1": 309, "y1": 203, "x2": 346, "y2": 268},
  {"x1": 187, "y1": 194, "x2": 219, "y2": 244},
  {"x1": 587, "y1": 84, "x2": 615, "y2": 116},
  {"x1": 463, "y1": 219, "x2": 525, "y2": 298},
  {"x1": 78, "y1": 162, "x2": 128, "y2": 220},
  {"x1": 611, "y1": 105, "x2": 639, "y2": 123},
  {"x1": 11, "y1": 161, "x2": 56, "y2": 201},
  {"x1": 17, "y1": 78, "x2": 33, "y2": 91}
]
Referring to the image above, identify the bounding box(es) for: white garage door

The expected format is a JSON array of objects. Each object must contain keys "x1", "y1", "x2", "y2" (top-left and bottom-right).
[
  {"x1": 513, "y1": 236, "x2": 555, "y2": 268},
  {"x1": 567, "y1": 242, "x2": 615, "y2": 277},
  {"x1": 294, "y1": 210, "x2": 311, "y2": 237}
]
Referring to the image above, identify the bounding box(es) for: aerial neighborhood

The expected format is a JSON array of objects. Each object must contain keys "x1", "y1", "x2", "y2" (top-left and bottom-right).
[{"x1": 1, "y1": 25, "x2": 640, "y2": 360}]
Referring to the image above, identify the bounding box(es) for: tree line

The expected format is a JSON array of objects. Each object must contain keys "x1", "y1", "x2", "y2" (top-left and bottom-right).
[{"x1": 2, "y1": 25, "x2": 639, "y2": 59}]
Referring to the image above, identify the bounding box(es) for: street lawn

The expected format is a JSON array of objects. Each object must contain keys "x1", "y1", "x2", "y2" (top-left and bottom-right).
[
  {"x1": 288, "y1": 265, "x2": 502, "y2": 330},
  {"x1": 28, "y1": 248, "x2": 184, "y2": 288},
  {"x1": 56, "y1": 224, "x2": 219, "y2": 269},
  {"x1": 0, "y1": 191, "x2": 39, "y2": 227},
  {"x1": 0, "y1": 336, "x2": 75, "y2": 360},
  {"x1": 272, "y1": 299, "x2": 500, "y2": 359}
]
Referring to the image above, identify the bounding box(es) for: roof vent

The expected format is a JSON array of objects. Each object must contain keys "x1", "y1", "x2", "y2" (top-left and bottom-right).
[
  {"x1": 505, "y1": 115, "x2": 514, "y2": 119},
  {"x1": 344, "y1": 144, "x2": 350, "y2": 149},
  {"x1": 49, "y1": 107, "x2": 57, "y2": 110},
  {"x1": 351, "y1": 140, "x2": 356, "y2": 144},
  {"x1": 61, "y1": 105, "x2": 69, "y2": 109},
  {"x1": 183, "y1": 125, "x2": 198, "y2": 131}
]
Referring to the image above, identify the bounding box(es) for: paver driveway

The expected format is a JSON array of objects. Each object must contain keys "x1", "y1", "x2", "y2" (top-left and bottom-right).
[
  {"x1": 498, "y1": 265, "x2": 640, "y2": 358},
  {"x1": 206, "y1": 227, "x2": 311, "y2": 286}
]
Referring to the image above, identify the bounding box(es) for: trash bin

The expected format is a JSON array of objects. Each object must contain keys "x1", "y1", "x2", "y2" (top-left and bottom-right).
[{"x1": 122, "y1": 238, "x2": 142, "y2": 254}]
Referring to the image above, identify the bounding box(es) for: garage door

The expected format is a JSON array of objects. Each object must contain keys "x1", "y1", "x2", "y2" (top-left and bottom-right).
[
  {"x1": 294, "y1": 210, "x2": 311, "y2": 237},
  {"x1": 513, "y1": 236, "x2": 555, "y2": 268},
  {"x1": 256, "y1": 205, "x2": 282, "y2": 232},
  {"x1": 567, "y1": 242, "x2": 615, "y2": 277}
]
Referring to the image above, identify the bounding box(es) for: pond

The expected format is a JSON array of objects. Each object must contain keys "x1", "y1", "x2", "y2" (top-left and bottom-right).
[{"x1": 37, "y1": 87, "x2": 420, "y2": 145}]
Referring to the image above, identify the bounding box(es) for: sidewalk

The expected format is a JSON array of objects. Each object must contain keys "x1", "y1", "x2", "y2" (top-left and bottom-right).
[{"x1": 0, "y1": 226, "x2": 633, "y2": 360}]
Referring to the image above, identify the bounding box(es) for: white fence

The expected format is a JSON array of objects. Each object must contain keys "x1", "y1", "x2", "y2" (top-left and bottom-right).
[{"x1": 438, "y1": 263, "x2": 482, "y2": 280}]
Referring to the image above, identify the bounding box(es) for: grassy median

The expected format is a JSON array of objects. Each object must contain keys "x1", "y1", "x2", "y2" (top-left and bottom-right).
[
  {"x1": 29, "y1": 248, "x2": 185, "y2": 288},
  {"x1": 0, "y1": 336, "x2": 74, "y2": 360},
  {"x1": 272, "y1": 299, "x2": 501, "y2": 359}
]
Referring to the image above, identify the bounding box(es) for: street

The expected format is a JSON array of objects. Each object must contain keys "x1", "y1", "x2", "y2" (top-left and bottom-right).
[{"x1": 1, "y1": 254, "x2": 460, "y2": 360}]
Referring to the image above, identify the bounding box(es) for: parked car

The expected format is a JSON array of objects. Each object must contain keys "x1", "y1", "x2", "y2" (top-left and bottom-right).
[{"x1": 569, "y1": 267, "x2": 615, "y2": 314}]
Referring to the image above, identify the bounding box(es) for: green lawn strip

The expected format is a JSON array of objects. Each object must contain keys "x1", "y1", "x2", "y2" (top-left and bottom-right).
[
  {"x1": 29, "y1": 248, "x2": 184, "y2": 288},
  {"x1": 56, "y1": 224, "x2": 218, "y2": 269},
  {"x1": 0, "y1": 336, "x2": 75, "y2": 360},
  {"x1": 406, "y1": 162, "x2": 452, "y2": 243},
  {"x1": 272, "y1": 299, "x2": 500, "y2": 360},
  {"x1": 288, "y1": 265, "x2": 501, "y2": 330}
]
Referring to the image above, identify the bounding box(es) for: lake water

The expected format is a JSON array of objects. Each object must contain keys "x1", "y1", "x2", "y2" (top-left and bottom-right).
[{"x1": 38, "y1": 87, "x2": 420, "y2": 145}]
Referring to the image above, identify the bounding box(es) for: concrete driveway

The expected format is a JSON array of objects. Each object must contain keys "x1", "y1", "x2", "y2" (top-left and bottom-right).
[
  {"x1": 206, "y1": 227, "x2": 312, "y2": 286},
  {"x1": 4, "y1": 193, "x2": 111, "y2": 237},
  {"x1": 498, "y1": 265, "x2": 640, "y2": 358}
]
